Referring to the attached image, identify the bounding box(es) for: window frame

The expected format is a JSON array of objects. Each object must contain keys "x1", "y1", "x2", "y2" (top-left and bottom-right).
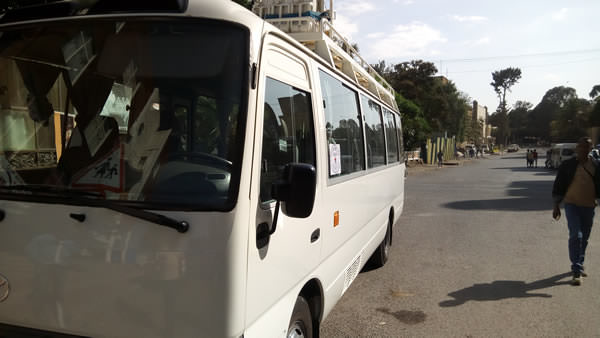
[
  {"x1": 360, "y1": 93, "x2": 387, "y2": 169},
  {"x1": 317, "y1": 66, "x2": 403, "y2": 187},
  {"x1": 383, "y1": 108, "x2": 400, "y2": 164},
  {"x1": 258, "y1": 76, "x2": 317, "y2": 206},
  {"x1": 319, "y1": 69, "x2": 366, "y2": 179}
]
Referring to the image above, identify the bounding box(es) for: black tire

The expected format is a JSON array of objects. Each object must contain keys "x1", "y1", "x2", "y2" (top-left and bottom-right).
[
  {"x1": 287, "y1": 296, "x2": 313, "y2": 338},
  {"x1": 370, "y1": 224, "x2": 391, "y2": 268}
]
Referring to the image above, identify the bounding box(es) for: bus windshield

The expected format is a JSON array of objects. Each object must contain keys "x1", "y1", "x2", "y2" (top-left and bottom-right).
[{"x1": 0, "y1": 19, "x2": 248, "y2": 210}]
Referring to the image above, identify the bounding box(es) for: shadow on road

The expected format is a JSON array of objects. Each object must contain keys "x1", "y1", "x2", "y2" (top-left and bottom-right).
[
  {"x1": 501, "y1": 153, "x2": 548, "y2": 159},
  {"x1": 442, "y1": 180, "x2": 553, "y2": 212},
  {"x1": 439, "y1": 272, "x2": 572, "y2": 307},
  {"x1": 490, "y1": 167, "x2": 556, "y2": 176}
]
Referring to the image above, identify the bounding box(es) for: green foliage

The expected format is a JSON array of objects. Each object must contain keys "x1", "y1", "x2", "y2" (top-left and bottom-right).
[
  {"x1": 385, "y1": 60, "x2": 468, "y2": 140},
  {"x1": 489, "y1": 110, "x2": 510, "y2": 145},
  {"x1": 462, "y1": 113, "x2": 484, "y2": 145},
  {"x1": 529, "y1": 86, "x2": 577, "y2": 140},
  {"x1": 590, "y1": 101, "x2": 600, "y2": 126},
  {"x1": 371, "y1": 60, "x2": 390, "y2": 78},
  {"x1": 490, "y1": 67, "x2": 522, "y2": 113},
  {"x1": 589, "y1": 84, "x2": 600, "y2": 99},
  {"x1": 388, "y1": 60, "x2": 438, "y2": 104},
  {"x1": 508, "y1": 101, "x2": 532, "y2": 143},
  {"x1": 550, "y1": 98, "x2": 591, "y2": 141},
  {"x1": 395, "y1": 92, "x2": 430, "y2": 151}
]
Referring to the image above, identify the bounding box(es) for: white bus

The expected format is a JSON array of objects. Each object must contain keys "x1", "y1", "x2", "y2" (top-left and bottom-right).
[{"x1": 0, "y1": 0, "x2": 405, "y2": 336}]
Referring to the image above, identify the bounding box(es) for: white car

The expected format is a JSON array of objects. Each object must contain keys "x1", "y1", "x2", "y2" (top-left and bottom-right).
[{"x1": 507, "y1": 144, "x2": 519, "y2": 152}]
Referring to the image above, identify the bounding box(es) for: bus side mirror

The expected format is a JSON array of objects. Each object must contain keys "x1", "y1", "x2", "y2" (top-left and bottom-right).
[{"x1": 272, "y1": 163, "x2": 316, "y2": 218}]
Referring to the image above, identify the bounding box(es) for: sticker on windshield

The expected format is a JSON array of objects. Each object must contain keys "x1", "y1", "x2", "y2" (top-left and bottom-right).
[
  {"x1": 72, "y1": 145, "x2": 124, "y2": 192},
  {"x1": 0, "y1": 156, "x2": 25, "y2": 186}
]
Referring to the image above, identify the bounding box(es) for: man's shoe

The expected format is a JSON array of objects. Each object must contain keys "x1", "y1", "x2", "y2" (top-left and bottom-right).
[
  {"x1": 572, "y1": 272, "x2": 582, "y2": 286},
  {"x1": 581, "y1": 271, "x2": 588, "y2": 277}
]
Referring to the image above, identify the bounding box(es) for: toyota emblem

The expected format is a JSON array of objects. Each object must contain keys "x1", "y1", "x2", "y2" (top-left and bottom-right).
[{"x1": 0, "y1": 273, "x2": 9, "y2": 302}]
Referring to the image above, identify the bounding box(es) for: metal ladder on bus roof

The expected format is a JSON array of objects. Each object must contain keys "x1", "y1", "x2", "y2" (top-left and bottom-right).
[{"x1": 252, "y1": 0, "x2": 398, "y2": 111}]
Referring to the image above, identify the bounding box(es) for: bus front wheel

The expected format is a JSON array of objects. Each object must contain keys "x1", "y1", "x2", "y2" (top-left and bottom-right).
[{"x1": 287, "y1": 296, "x2": 313, "y2": 338}]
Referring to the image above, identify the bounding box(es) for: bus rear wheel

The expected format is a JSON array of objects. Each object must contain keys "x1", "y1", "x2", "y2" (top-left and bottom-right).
[
  {"x1": 287, "y1": 296, "x2": 313, "y2": 338},
  {"x1": 371, "y1": 224, "x2": 391, "y2": 268}
]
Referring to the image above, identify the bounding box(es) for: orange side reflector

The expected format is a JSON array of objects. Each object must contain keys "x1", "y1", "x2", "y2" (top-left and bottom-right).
[{"x1": 334, "y1": 211, "x2": 339, "y2": 227}]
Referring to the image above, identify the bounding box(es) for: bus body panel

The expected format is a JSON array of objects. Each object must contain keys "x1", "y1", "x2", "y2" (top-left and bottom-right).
[
  {"x1": 0, "y1": 200, "x2": 253, "y2": 337},
  {"x1": 244, "y1": 32, "x2": 324, "y2": 335},
  {"x1": 244, "y1": 21, "x2": 405, "y2": 335},
  {"x1": 316, "y1": 165, "x2": 405, "y2": 318}
]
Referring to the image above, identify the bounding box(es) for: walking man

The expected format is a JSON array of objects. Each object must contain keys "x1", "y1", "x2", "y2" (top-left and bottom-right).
[
  {"x1": 533, "y1": 149, "x2": 538, "y2": 168},
  {"x1": 552, "y1": 137, "x2": 600, "y2": 285},
  {"x1": 437, "y1": 150, "x2": 443, "y2": 167}
]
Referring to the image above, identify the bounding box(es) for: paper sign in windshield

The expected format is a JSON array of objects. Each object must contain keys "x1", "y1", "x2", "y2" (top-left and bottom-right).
[
  {"x1": 84, "y1": 116, "x2": 113, "y2": 157},
  {"x1": 329, "y1": 144, "x2": 341, "y2": 176},
  {"x1": 72, "y1": 145, "x2": 124, "y2": 192}
]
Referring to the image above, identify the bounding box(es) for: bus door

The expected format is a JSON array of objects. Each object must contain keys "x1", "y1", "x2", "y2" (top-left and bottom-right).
[{"x1": 246, "y1": 37, "x2": 322, "y2": 328}]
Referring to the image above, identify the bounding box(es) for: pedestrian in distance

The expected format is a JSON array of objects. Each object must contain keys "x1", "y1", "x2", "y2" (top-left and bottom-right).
[
  {"x1": 437, "y1": 150, "x2": 443, "y2": 167},
  {"x1": 526, "y1": 149, "x2": 531, "y2": 168},
  {"x1": 552, "y1": 137, "x2": 600, "y2": 285},
  {"x1": 528, "y1": 150, "x2": 534, "y2": 168},
  {"x1": 545, "y1": 149, "x2": 552, "y2": 168},
  {"x1": 533, "y1": 149, "x2": 538, "y2": 168}
]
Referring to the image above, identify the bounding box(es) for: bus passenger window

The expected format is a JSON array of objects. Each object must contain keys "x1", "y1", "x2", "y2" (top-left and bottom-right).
[
  {"x1": 384, "y1": 109, "x2": 399, "y2": 163},
  {"x1": 319, "y1": 70, "x2": 365, "y2": 177},
  {"x1": 360, "y1": 95, "x2": 386, "y2": 168},
  {"x1": 394, "y1": 114, "x2": 405, "y2": 161},
  {"x1": 260, "y1": 77, "x2": 315, "y2": 203}
]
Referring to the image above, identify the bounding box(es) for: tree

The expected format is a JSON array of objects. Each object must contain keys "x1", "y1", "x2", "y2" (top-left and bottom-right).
[
  {"x1": 508, "y1": 101, "x2": 532, "y2": 143},
  {"x1": 395, "y1": 93, "x2": 430, "y2": 151},
  {"x1": 490, "y1": 67, "x2": 522, "y2": 114},
  {"x1": 550, "y1": 98, "x2": 591, "y2": 141},
  {"x1": 488, "y1": 110, "x2": 510, "y2": 146},
  {"x1": 590, "y1": 84, "x2": 600, "y2": 99},
  {"x1": 341, "y1": 42, "x2": 360, "y2": 59},
  {"x1": 232, "y1": 0, "x2": 253, "y2": 9},
  {"x1": 371, "y1": 60, "x2": 391, "y2": 80},
  {"x1": 589, "y1": 84, "x2": 600, "y2": 126},
  {"x1": 388, "y1": 60, "x2": 438, "y2": 104},
  {"x1": 386, "y1": 60, "x2": 467, "y2": 138},
  {"x1": 530, "y1": 86, "x2": 577, "y2": 141}
]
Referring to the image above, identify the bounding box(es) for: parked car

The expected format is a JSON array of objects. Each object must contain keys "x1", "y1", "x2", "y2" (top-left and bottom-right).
[{"x1": 507, "y1": 144, "x2": 519, "y2": 152}]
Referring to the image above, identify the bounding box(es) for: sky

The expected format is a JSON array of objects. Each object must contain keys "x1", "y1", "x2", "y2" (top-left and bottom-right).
[{"x1": 331, "y1": 0, "x2": 600, "y2": 113}]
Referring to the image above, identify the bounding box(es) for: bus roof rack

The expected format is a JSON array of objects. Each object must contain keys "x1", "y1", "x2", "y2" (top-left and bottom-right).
[{"x1": 252, "y1": 0, "x2": 398, "y2": 111}]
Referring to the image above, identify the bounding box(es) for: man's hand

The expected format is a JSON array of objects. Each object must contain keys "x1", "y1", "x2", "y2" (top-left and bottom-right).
[{"x1": 553, "y1": 204, "x2": 561, "y2": 220}]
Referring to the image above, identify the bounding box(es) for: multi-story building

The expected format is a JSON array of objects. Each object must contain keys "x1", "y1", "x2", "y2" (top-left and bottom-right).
[{"x1": 472, "y1": 100, "x2": 488, "y2": 144}]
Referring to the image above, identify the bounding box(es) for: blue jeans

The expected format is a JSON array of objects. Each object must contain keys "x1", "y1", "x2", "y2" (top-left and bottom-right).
[{"x1": 564, "y1": 203, "x2": 595, "y2": 273}]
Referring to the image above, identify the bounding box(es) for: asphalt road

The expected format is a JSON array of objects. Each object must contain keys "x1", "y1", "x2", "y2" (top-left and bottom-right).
[{"x1": 321, "y1": 151, "x2": 600, "y2": 337}]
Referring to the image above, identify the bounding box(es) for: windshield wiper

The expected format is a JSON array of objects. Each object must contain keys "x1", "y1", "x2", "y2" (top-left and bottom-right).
[
  {"x1": 0, "y1": 185, "x2": 189, "y2": 233},
  {"x1": 85, "y1": 200, "x2": 190, "y2": 233}
]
